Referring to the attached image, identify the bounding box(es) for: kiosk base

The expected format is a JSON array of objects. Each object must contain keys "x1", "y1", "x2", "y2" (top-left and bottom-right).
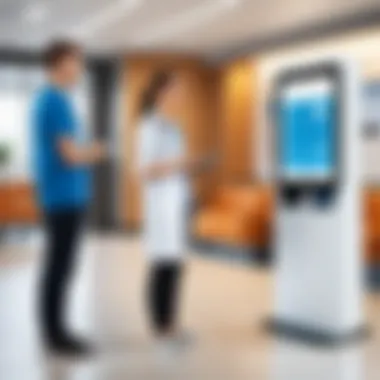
[{"x1": 265, "y1": 318, "x2": 369, "y2": 346}]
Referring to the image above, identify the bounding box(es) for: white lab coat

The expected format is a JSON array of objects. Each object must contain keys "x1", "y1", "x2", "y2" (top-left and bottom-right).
[{"x1": 138, "y1": 113, "x2": 190, "y2": 262}]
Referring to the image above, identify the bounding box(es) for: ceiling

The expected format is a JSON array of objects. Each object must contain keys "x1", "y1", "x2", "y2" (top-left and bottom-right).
[{"x1": 1, "y1": 0, "x2": 380, "y2": 58}]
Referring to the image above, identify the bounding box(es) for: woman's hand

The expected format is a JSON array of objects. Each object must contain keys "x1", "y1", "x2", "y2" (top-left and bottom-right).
[
  {"x1": 186, "y1": 152, "x2": 219, "y2": 174},
  {"x1": 141, "y1": 157, "x2": 187, "y2": 180},
  {"x1": 141, "y1": 152, "x2": 219, "y2": 181}
]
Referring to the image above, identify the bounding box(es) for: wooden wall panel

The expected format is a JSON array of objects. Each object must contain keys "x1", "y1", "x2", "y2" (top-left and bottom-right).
[
  {"x1": 218, "y1": 58, "x2": 257, "y2": 183},
  {"x1": 121, "y1": 55, "x2": 219, "y2": 228}
]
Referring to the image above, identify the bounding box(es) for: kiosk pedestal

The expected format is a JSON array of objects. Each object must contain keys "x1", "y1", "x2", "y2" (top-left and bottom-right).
[{"x1": 269, "y1": 60, "x2": 365, "y2": 345}]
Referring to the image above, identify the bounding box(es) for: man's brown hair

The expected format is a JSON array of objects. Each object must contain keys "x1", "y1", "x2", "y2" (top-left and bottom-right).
[{"x1": 43, "y1": 40, "x2": 81, "y2": 69}]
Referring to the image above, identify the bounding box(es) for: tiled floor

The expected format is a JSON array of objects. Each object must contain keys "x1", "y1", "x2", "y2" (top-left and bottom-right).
[{"x1": 0, "y1": 233, "x2": 379, "y2": 380}]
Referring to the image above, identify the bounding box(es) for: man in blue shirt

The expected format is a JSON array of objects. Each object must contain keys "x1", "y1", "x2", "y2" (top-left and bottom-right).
[{"x1": 33, "y1": 40, "x2": 106, "y2": 356}]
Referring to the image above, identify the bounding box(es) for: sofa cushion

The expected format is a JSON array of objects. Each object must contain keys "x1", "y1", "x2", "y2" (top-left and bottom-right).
[{"x1": 193, "y1": 185, "x2": 273, "y2": 247}]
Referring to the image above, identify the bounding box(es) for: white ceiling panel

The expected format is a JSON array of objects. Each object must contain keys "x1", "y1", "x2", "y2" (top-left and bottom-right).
[{"x1": 0, "y1": 0, "x2": 379, "y2": 57}]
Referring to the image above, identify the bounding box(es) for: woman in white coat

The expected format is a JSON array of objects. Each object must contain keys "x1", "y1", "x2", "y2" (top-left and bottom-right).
[{"x1": 137, "y1": 71, "x2": 209, "y2": 345}]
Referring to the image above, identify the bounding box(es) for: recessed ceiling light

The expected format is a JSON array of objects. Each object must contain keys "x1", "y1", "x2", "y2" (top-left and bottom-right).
[
  {"x1": 223, "y1": 0, "x2": 240, "y2": 8},
  {"x1": 24, "y1": 2, "x2": 49, "y2": 24},
  {"x1": 71, "y1": 0, "x2": 143, "y2": 39},
  {"x1": 135, "y1": 0, "x2": 242, "y2": 45}
]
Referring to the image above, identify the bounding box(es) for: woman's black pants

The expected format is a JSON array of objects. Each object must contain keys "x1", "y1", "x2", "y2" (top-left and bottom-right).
[{"x1": 147, "y1": 261, "x2": 183, "y2": 333}]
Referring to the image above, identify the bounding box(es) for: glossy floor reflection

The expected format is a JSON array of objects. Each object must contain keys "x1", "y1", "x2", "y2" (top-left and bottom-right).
[
  {"x1": 0, "y1": 234, "x2": 379, "y2": 379},
  {"x1": 271, "y1": 341, "x2": 365, "y2": 380}
]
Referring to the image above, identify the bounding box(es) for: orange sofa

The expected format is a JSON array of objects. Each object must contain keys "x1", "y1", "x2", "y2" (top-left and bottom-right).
[
  {"x1": 192, "y1": 185, "x2": 274, "y2": 249},
  {"x1": 0, "y1": 182, "x2": 39, "y2": 225},
  {"x1": 193, "y1": 186, "x2": 380, "y2": 266},
  {"x1": 365, "y1": 189, "x2": 380, "y2": 265}
]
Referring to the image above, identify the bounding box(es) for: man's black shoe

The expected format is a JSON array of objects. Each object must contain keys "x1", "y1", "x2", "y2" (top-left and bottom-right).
[{"x1": 47, "y1": 335, "x2": 93, "y2": 357}]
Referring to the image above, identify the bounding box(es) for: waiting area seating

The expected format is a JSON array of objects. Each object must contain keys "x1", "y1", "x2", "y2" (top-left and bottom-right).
[
  {"x1": 193, "y1": 185, "x2": 380, "y2": 265},
  {"x1": 0, "y1": 182, "x2": 39, "y2": 224},
  {"x1": 365, "y1": 189, "x2": 380, "y2": 265},
  {"x1": 1, "y1": 180, "x2": 380, "y2": 265},
  {"x1": 192, "y1": 185, "x2": 273, "y2": 249}
]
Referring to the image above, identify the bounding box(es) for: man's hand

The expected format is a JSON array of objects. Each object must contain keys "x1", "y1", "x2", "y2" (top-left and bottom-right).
[
  {"x1": 90, "y1": 141, "x2": 108, "y2": 162},
  {"x1": 58, "y1": 138, "x2": 108, "y2": 166}
]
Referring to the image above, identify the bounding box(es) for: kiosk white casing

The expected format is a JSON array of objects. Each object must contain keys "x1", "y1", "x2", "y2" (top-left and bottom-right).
[{"x1": 272, "y1": 58, "x2": 364, "y2": 342}]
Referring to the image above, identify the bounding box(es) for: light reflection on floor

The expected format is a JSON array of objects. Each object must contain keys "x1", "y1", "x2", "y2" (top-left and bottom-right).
[{"x1": 0, "y1": 234, "x2": 378, "y2": 379}]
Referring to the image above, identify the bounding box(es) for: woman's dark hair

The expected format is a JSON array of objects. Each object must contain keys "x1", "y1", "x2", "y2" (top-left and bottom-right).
[{"x1": 140, "y1": 70, "x2": 175, "y2": 114}]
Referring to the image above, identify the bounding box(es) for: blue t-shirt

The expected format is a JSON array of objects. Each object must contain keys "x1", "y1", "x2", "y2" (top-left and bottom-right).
[{"x1": 32, "y1": 85, "x2": 90, "y2": 211}]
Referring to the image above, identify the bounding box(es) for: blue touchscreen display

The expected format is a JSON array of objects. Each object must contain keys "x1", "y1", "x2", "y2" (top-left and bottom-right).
[{"x1": 279, "y1": 80, "x2": 336, "y2": 180}]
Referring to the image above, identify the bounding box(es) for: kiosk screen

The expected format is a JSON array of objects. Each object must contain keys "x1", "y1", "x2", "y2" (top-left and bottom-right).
[{"x1": 278, "y1": 78, "x2": 337, "y2": 181}]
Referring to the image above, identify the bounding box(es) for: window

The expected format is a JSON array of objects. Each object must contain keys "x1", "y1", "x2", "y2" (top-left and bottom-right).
[
  {"x1": 0, "y1": 66, "x2": 43, "y2": 181},
  {"x1": 0, "y1": 65, "x2": 92, "y2": 182}
]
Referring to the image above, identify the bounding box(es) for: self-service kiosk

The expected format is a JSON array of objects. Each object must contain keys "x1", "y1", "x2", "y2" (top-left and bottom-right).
[{"x1": 270, "y1": 59, "x2": 364, "y2": 344}]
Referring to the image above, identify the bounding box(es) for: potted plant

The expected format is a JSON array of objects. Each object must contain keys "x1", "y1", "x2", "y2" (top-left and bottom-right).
[
  {"x1": 0, "y1": 142, "x2": 10, "y2": 242},
  {"x1": 0, "y1": 143, "x2": 10, "y2": 179}
]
